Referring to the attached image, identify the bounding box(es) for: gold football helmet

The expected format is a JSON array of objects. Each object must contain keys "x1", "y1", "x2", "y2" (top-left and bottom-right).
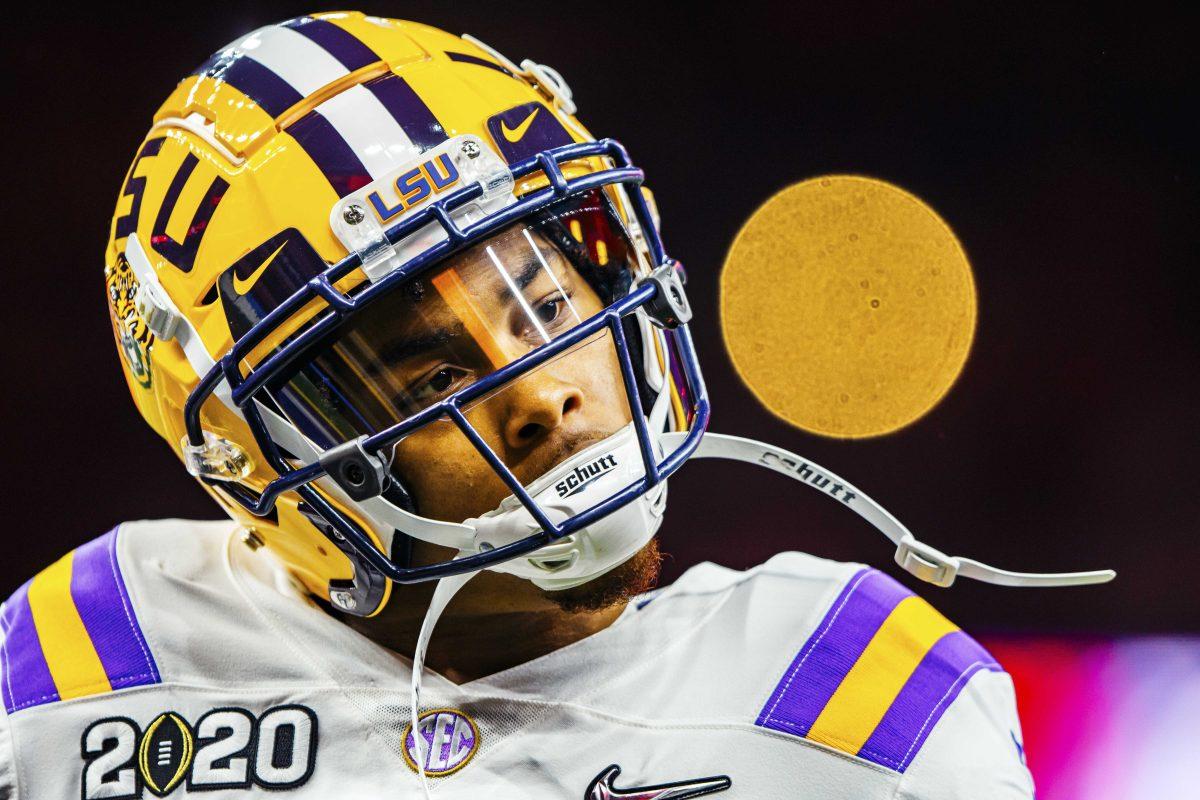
[{"x1": 105, "y1": 12, "x2": 705, "y2": 617}]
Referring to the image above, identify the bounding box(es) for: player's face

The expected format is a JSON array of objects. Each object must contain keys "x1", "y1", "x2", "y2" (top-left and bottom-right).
[
  {"x1": 360, "y1": 227, "x2": 632, "y2": 523},
  {"x1": 268, "y1": 190, "x2": 641, "y2": 531}
]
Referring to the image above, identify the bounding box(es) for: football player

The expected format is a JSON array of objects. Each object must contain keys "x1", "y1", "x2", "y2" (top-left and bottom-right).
[{"x1": 0, "y1": 12, "x2": 1108, "y2": 799}]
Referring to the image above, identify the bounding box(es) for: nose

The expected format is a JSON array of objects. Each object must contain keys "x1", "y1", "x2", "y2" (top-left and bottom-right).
[{"x1": 501, "y1": 372, "x2": 584, "y2": 450}]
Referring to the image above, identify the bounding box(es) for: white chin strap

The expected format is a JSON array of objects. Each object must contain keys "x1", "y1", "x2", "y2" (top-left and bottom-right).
[
  {"x1": 409, "y1": 570, "x2": 474, "y2": 799},
  {"x1": 660, "y1": 431, "x2": 1116, "y2": 589},
  {"x1": 422, "y1": 424, "x2": 1115, "y2": 591}
]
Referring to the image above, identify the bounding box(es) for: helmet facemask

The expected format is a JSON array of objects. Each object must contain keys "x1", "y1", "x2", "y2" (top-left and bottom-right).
[
  {"x1": 182, "y1": 143, "x2": 709, "y2": 614},
  {"x1": 266, "y1": 190, "x2": 665, "y2": 583}
]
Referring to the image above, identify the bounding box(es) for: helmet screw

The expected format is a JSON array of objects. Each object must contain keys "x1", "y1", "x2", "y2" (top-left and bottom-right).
[
  {"x1": 342, "y1": 204, "x2": 365, "y2": 225},
  {"x1": 330, "y1": 590, "x2": 357, "y2": 611},
  {"x1": 343, "y1": 462, "x2": 367, "y2": 487},
  {"x1": 461, "y1": 140, "x2": 481, "y2": 159}
]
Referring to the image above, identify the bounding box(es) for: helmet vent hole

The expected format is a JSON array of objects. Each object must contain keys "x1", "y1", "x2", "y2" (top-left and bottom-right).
[{"x1": 197, "y1": 281, "x2": 219, "y2": 306}]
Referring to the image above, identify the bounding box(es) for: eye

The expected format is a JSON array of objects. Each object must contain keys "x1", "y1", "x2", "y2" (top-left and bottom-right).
[
  {"x1": 535, "y1": 297, "x2": 562, "y2": 325},
  {"x1": 408, "y1": 364, "x2": 473, "y2": 404},
  {"x1": 428, "y1": 368, "x2": 455, "y2": 393}
]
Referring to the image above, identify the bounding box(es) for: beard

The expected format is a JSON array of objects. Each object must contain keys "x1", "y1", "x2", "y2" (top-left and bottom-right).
[{"x1": 541, "y1": 538, "x2": 664, "y2": 614}]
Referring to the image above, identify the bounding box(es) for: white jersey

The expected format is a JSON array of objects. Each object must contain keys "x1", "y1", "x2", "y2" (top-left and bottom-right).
[{"x1": 0, "y1": 520, "x2": 1033, "y2": 799}]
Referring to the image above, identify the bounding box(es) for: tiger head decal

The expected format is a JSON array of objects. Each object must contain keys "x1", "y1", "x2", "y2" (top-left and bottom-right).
[{"x1": 105, "y1": 254, "x2": 154, "y2": 389}]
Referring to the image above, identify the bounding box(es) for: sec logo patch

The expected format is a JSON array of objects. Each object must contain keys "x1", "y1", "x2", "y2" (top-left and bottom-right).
[{"x1": 402, "y1": 708, "x2": 479, "y2": 776}]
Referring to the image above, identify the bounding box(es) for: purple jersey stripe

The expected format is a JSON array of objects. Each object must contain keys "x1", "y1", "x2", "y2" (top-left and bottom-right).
[
  {"x1": 205, "y1": 55, "x2": 304, "y2": 119},
  {"x1": 858, "y1": 630, "x2": 1002, "y2": 772},
  {"x1": 284, "y1": 16, "x2": 380, "y2": 72},
  {"x1": 70, "y1": 529, "x2": 161, "y2": 690},
  {"x1": 287, "y1": 110, "x2": 372, "y2": 197},
  {"x1": 0, "y1": 582, "x2": 60, "y2": 713},
  {"x1": 446, "y1": 50, "x2": 515, "y2": 77},
  {"x1": 756, "y1": 568, "x2": 911, "y2": 737},
  {"x1": 364, "y1": 73, "x2": 448, "y2": 152}
]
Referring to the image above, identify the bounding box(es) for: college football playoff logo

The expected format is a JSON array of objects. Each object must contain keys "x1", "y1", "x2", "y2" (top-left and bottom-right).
[{"x1": 81, "y1": 705, "x2": 317, "y2": 798}]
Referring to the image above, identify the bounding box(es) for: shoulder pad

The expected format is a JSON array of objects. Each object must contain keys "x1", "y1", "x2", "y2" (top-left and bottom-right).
[
  {"x1": 0, "y1": 527, "x2": 160, "y2": 714},
  {"x1": 755, "y1": 567, "x2": 1000, "y2": 772}
]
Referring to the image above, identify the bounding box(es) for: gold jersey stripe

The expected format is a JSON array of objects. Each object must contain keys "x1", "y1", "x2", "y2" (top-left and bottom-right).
[
  {"x1": 806, "y1": 595, "x2": 959, "y2": 755},
  {"x1": 26, "y1": 552, "x2": 112, "y2": 700}
]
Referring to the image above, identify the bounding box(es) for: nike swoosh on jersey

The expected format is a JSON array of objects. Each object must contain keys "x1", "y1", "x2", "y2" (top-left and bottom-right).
[
  {"x1": 500, "y1": 107, "x2": 540, "y2": 142},
  {"x1": 586, "y1": 764, "x2": 731, "y2": 800},
  {"x1": 232, "y1": 241, "x2": 289, "y2": 296}
]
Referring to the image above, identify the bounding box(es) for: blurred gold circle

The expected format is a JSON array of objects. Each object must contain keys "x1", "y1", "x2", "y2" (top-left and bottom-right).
[{"x1": 720, "y1": 175, "x2": 976, "y2": 438}]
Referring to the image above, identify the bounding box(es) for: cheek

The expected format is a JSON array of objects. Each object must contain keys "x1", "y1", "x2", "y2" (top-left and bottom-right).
[
  {"x1": 571, "y1": 336, "x2": 632, "y2": 424},
  {"x1": 387, "y1": 336, "x2": 633, "y2": 520},
  {"x1": 391, "y1": 422, "x2": 509, "y2": 521}
]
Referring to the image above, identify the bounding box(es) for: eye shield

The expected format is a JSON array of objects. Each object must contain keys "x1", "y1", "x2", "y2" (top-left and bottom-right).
[{"x1": 267, "y1": 189, "x2": 640, "y2": 452}]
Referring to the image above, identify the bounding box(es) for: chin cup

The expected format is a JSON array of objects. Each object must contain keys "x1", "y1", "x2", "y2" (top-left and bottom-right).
[{"x1": 463, "y1": 423, "x2": 667, "y2": 591}]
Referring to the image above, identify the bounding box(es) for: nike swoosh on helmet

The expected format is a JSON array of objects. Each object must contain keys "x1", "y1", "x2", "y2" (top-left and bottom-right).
[
  {"x1": 500, "y1": 107, "x2": 540, "y2": 142},
  {"x1": 232, "y1": 241, "x2": 289, "y2": 296}
]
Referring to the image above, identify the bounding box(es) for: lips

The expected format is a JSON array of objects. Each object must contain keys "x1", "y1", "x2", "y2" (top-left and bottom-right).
[{"x1": 507, "y1": 428, "x2": 617, "y2": 487}]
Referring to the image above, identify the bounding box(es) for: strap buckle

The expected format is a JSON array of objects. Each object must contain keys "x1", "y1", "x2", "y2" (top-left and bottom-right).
[{"x1": 894, "y1": 535, "x2": 959, "y2": 587}]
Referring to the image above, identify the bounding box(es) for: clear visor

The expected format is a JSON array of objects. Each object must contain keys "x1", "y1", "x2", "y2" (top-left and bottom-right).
[{"x1": 266, "y1": 190, "x2": 645, "y2": 515}]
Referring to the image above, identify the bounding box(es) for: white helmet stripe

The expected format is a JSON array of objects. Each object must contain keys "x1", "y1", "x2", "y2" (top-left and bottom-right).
[
  {"x1": 309, "y1": 84, "x2": 420, "y2": 179},
  {"x1": 239, "y1": 25, "x2": 350, "y2": 97}
]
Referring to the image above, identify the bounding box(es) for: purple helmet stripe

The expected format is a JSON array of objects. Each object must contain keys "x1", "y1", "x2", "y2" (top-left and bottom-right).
[
  {"x1": 756, "y1": 568, "x2": 910, "y2": 736},
  {"x1": 200, "y1": 56, "x2": 304, "y2": 119},
  {"x1": 445, "y1": 50, "x2": 515, "y2": 77},
  {"x1": 0, "y1": 582, "x2": 60, "y2": 714},
  {"x1": 857, "y1": 630, "x2": 1002, "y2": 771},
  {"x1": 287, "y1": 110, "x2": 372, "y2": 197},
  {"x1": 363, "y1": 73, "x2": 448, "y2": 152},
  {"x1": 113, "y1": 137, "x2": 166, "y2": 241},
  {"x1": 148, "y1": 152, "x2": 229, "y2": 274},
  {"x1": 283, "y1": 16, "x2": 381, "y2": 72},
  {"x1": 70, "y1": 528, "x2": 161, "y2": 691}
]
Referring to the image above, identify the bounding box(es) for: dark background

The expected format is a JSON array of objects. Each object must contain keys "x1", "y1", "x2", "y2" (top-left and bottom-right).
[{"x1": 2, "y1": 3, "x2": 1195, "y2": 631}]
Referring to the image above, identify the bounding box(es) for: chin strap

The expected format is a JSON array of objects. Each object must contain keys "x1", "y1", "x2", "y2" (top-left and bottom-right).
[
  {"x1": 409, "y1": 570, "x2": 476, "y2": 799},
  {"x1": 661, "y1": 431, "x2": 1115, "y2": 588}
]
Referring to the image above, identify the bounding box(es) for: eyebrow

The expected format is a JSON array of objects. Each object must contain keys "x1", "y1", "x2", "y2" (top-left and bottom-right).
[
  {"x1": 376, "y1": 321, "x2": 467, "y2": 365},
  {"x1": 500, "y1": 259, "x2": 546, "y2": 300},
  {"x1": 371, "y1": 257, "x2": 562, "y2": 366}
]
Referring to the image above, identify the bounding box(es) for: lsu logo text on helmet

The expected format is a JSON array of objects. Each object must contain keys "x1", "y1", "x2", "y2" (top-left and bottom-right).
[{"x1": 363, "y1": 152, "x2": 461, "y2": 224}]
